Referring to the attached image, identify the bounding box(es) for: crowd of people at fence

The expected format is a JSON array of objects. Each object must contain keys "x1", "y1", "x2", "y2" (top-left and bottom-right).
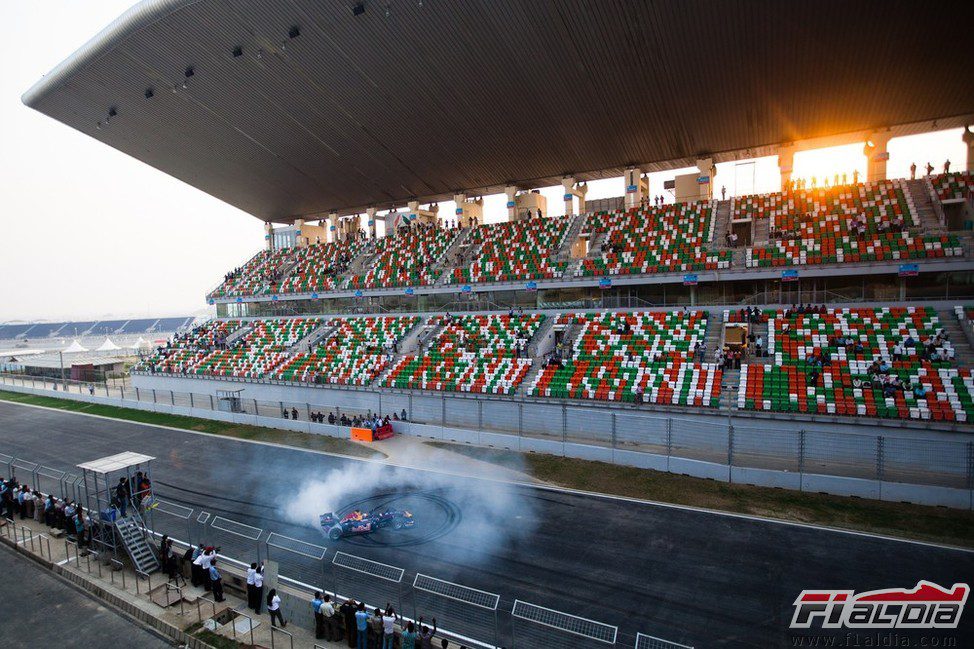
[
  {"x1": 172, "y1": 545, "x2": 467, "y2": 648},
  {"x1": 284, "y1": 406, "x2": 409, "y2": 429},
  {"x1": 0, "y1": 476, "x2": 92, "y2": 546}
]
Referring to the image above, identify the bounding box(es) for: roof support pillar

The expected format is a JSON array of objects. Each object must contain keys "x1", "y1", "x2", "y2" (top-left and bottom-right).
[
  {"x1": 778, "y1": 145, "x2": 796, "y2": 191},
  {"x1": 505, "y1": 185, "x2": 518, "y2": 221},
  {"x1": 406, "y1": 200, "x2": 439, "y2": 230},
  {"x1": 863, "y1": 130, "x2": 891, "y2": 182},
  {"x1": 624, "y1": 167, "x2": 648, "y2": 209},
  {"x1": 366, "y1": 207, "x2": 378, "y2": 239},
  {"x1": 327, "y1": 212, "x2": 340, "y2": 243},
  {"x1": 264, "y1": 222, "x2": 274, "y2": 251},
  {"x1": 695, "y1": 158, "x2": 715, "y2": 201},
  {"x1": 561, "y1": 176, "x2": 588, "y2": 215},
  {"x1": 453, "y1": 194, "x2": 482, "y2": 228},
  {"x1": 293, "y1": 218, "x2": 307, "y2": 248},
  {"x1": 962, "y1": 126, "x2": 974, "y2": 174}
]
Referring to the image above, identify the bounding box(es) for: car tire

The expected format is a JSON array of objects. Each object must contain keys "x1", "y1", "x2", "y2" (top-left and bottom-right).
[
  {"x1": 328, "y1": 527, "x2": 342, "y2": 541},
  {"x1": 392, "y1": 519, "x2": 403, "y2": 530}
]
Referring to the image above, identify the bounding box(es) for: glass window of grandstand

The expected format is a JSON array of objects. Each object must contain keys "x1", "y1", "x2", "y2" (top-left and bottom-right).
[{"x1": 272, "y1": 227, "x2": 299, "y2": 250}]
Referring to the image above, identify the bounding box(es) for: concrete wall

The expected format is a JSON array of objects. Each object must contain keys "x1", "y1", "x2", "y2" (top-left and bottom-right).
[{"x1": 3, "y1": 380, "x2": 971, "y2": 510}]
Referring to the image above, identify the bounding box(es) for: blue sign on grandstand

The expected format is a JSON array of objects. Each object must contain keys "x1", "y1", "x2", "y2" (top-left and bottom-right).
[
  {"x1": 626, "y1": 184, "x2": 638, "y2": 193},
  {"x1": 506, "y1": 201, "x2": 516, "y2": 208},
  {"x1": 236, "y1": 297, "x2": 243, "y2": 303},
  {"x1": 208, "y1": 299, "x2": 215, "y2": 305},
  {"x1": 409, "y1": 213, "x2": 417, "y2": 221},
  {"x1": 781, "y1": 269, "x2": 799, "y2": 282},
  {"x1": 404, "y1": 287, "x2": 415, "y2": 295},
  {"x1": 461, "y1": 285, "x2": 472, "y2": 293},
  {"x1": 354, "y1": 290, "x2": 363, "y2": 298},
  {"x1": 311, "y1": 292, "x2": 319, "y2": 299},
  {"x1": 329, "y1": 224, "x2": 335, "y2": 231},
  {"x1": 697, "y1": 175, "x2": 710, "y2": 184},
  {"x1": 598, "y1": 277, "x2": 612, "y2": 289},
  {"x1": 898, "y1": 263, "x2": 919, "y2": 277},
  {"x1": 683, "y1": 273, "x2": 698, "y2": 286},
  {"x1": 455, "y1": 207, "x2": 463, "y2": 215},
  {"x1": 563, "y1": 193, "x2": 573, "y2": 201},
  {"x1": 526, "y1": 281, "x2": 538, "y2": 292}
]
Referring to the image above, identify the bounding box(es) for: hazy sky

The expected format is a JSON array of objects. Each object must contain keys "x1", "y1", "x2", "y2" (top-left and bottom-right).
[{"x1": 1, "y1": 3, "x2": 966, "y2": 323}]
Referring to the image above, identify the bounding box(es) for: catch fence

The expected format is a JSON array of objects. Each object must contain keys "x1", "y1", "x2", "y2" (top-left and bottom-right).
[
  {"x1": 411, "y1": 573, "x2": 500, "y2": 647},
  {"x1": 3, "y1": 373, "x2": 972, "y2": 501},
  {"x1": 333, "y1": 550, "x2": 405, "y2": 613}
]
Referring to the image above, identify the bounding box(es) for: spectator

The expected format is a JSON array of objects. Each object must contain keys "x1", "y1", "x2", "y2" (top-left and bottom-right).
[
  {"x1": 419, "y1": 617, "x2": 438, "y2": 649},
  {"x1": 382, "y1": 607, "x2": 398, "y2": 649},
  {"x1": 251, "y1": 561, "x2": 265, "y2": 614},
  {"x1": 910, "y1": 162, "x2": 917, "y2": 180},
  {"x1": 370, "y1": 608, "x2": 384, "y2": 648},
  {"x1": 944, "y1": 159, "x2": 951, "y2": 173},
  {"x1": 925, "y1": 162, "x2": 933, "y2": 176},
  {"x1": 320, "y1": 595, "x2": 337, "y2": 642},
  {"x1": 267, "y1": 589, "x2": 286, "y2": 627},
  {"x1": 401, "y1": 621, "x2": 419, "y2": 649},
  {"x1": 401, "y1": 408, "x2": 408, "y2": 421},
  {"x1": 115, "y1": 477, "x2": 129, "y2": 518},
  {"x1": 189, "y1": 544, "x2": 205, "y2": 586},
  {"x1": 342, "y1": 599, "x2": 358, "y2": 648},
  {"x1": 313, "y1": 591, "x2": 326, "y2": 640},
  {"x1": 721, "y1": 185, "x2": 726, "y2": 200},
  {"x1": 355, "y1": 602, "x2": 369, "y2": 649},
  {"x1": 247, "y1": 562, "x2": 259, "y2": 610},
  {"x1": 210, "y1": 559, "x2": 225, "y2": 602},
  {"x1": 291, "y1": 406, "x2": 299, "y2": 420}
]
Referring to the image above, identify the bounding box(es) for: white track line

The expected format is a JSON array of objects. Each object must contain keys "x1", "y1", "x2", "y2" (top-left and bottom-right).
[{"x1": 2, "y1": 395, "x2": 971, "y2": 553}]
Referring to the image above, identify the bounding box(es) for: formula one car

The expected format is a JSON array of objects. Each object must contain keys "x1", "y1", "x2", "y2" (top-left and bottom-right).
[{"x1": 319, "y1": 508, "x2": 415, "y2": 541}]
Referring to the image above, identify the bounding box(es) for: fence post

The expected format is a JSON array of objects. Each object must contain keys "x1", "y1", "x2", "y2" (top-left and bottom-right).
[
  {"x1": 135, "y1": 387, "x2": 140, "y2": 401},
  {"x1": 876, "y1": 436, "x2": 885, "y2": 482},
  {"x1": 478, "y1": 400, "x2": 483, "y2": 430},
  {"x1": 120, "y1": 386, "x2": 125, "y2": 400},
  {"x1": 967, "y1": 442, "x2": 974, "y2": 491},
  {"x1": 561, "y1": 405, "x2": 567, "y2": 443},
  {"x1": 798, "y1": 429, "x2": 806, "y2": 474},
  {"x1": 170, "y1": 390, "x2": 175, "y2": 405},
  {"x1": 152, "y1": 389, "x2": 157, "y2": 403},
  {"x1": 441, "y1": 395, "x2": 446, "y2": 425},
  {"x1": 727, "y1": 419, "x2": 735, "y2": 467},
  {"x1": 611, "y1": 413, "x2": 617, "y2": 449},
  {"x1": 518, "y1": 402, "x2": 523, "y2": 436},
  {"x1": 190, "y1": 393, "x2": 194, "y2": 408},
  {"x1": 378, "y1": 392, "x2": 382, "y2": 417},
  {"x1": 408, "y1": 394, "x2": 413, "y2": 422},
  {"x1": 666, "y1": 418, "x2": 673, "y2": 456},
  {"x1": 210, "y1": 394, "x2": 214, "y2": 410}
]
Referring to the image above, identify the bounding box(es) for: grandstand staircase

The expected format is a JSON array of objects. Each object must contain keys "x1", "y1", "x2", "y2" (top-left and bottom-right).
[
  {"x1": 555, "y1": 213, "x2": 588, "y2": 261},
  {"x1": 752, "y1": 212, "x2": 770, "y2": 245},
  {"x1": 344, "y1": 240, "x2": 380, "y2": 278},
  {"x1": 433, "y1": 228, "x2": 473, "y2": 285},
  {"x1": 224, "y1": 322, "x2": 252, "y2": 346},
  {"x1": 114, "y1": 512, "x2": 160, "y2": 575},
  {"x1": 527, "y1": 313, "x2": 558, "y2": 356},
  {"x1": 938, "y1": 309, "x2": 974, "y2": 366},
  {"x1": 906, "y1": 178, "x2": 944, "y2": 233},
  {"x1": 711, "y1": 200, "x2": 732, "y2": 248},
  {"x1": 293, "y1": 321, "x2": 335, "y2": 354}
]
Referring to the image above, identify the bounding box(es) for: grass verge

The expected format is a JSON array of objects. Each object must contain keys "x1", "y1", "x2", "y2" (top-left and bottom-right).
[
  {"x1": 0, "y1": 390, "x2": 383, "y2": 460},
  {"x1": 426, "y1": 441, "x2": 974, "y2": 548},
  {"x1": 184, "y1": 621, "x2": 242, "y2": 648}
]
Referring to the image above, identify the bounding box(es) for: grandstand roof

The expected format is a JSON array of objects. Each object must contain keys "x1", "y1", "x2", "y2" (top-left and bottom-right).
[{"x1": 23, "y1": 0, "x2": 974, "y2": 222}]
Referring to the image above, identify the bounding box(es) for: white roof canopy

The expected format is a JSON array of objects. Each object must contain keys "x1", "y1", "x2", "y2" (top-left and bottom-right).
[
  {"x1": 96, "y1": 337, "x2": 121, "y2": 352},
  {"x1": 77, "y1": 451, "x2": 155, "y2": 474},
  {"x1": 63, "y1": 339, "x2": 88, "y2": 353}
]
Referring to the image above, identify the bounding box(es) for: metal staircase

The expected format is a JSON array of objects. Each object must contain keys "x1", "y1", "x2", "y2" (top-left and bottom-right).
[
  {"x1": 905, "y1": 178, "x2": 944, "y2": 233},
  {"x1": 114, "y1": 511, "x2": 160, "y2": 575},
  {"x1": 711, "y1": 200, "x2": 732, "y2": 247},
  {"x1": 555, "y1": 213, "x2": 588, "y2": 260}
]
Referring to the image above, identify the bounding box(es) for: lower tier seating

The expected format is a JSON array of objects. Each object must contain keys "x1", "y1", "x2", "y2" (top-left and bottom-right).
[
  {"x1": 739, "y1": 362, "x2": 974, "y2": 422},
  {"x1": 382, "y1": 314, "x2": 543, "y2": 394}
]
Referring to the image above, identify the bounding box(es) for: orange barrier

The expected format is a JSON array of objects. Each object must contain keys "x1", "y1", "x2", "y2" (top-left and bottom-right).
[{"x1": 350, "y1": 424, "x2": 394, "y2": 442}]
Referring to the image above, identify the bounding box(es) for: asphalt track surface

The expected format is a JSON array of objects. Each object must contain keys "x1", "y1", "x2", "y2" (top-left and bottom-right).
[{"x1": 0, "y1": 400, "x2": 971, "y2": 647}]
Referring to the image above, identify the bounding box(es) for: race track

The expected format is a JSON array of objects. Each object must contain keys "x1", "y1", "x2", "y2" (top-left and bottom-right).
[{"x1": 0, "y1": 400, "x2": 971, "y2": 647}]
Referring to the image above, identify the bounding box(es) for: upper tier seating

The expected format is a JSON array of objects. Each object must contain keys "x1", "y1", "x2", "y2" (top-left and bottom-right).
[
  {"x1": 383, "y1": 314, "x2": 543, "y2": 394},
  {"x1": 737, "y1": 180, "x2": 966, "y2": 267},
  {"x1": 208, "y1": 249, "x2": 296, "y2": 298},
  {"x1": 346, "y1": 226, "x2": 458, "y2": 290},
  {"x1": 271, "y1": 316, "x2": 419, "y2": 385},
  {"x1": 528, "y1": 311, "x2": 721, "y2": 406},
  {"x1": 277, "y1": 240, "x2": 367, "y2": 295},
  {"x1": 576, "y1": 202, "x2": 731, "y2": 277},
  {"x1": 931, "y1": 172, "x2": 973, "y2": 202},
  {"x1": 449, "y1": 218, "x2": 569, "y2": 285}
]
